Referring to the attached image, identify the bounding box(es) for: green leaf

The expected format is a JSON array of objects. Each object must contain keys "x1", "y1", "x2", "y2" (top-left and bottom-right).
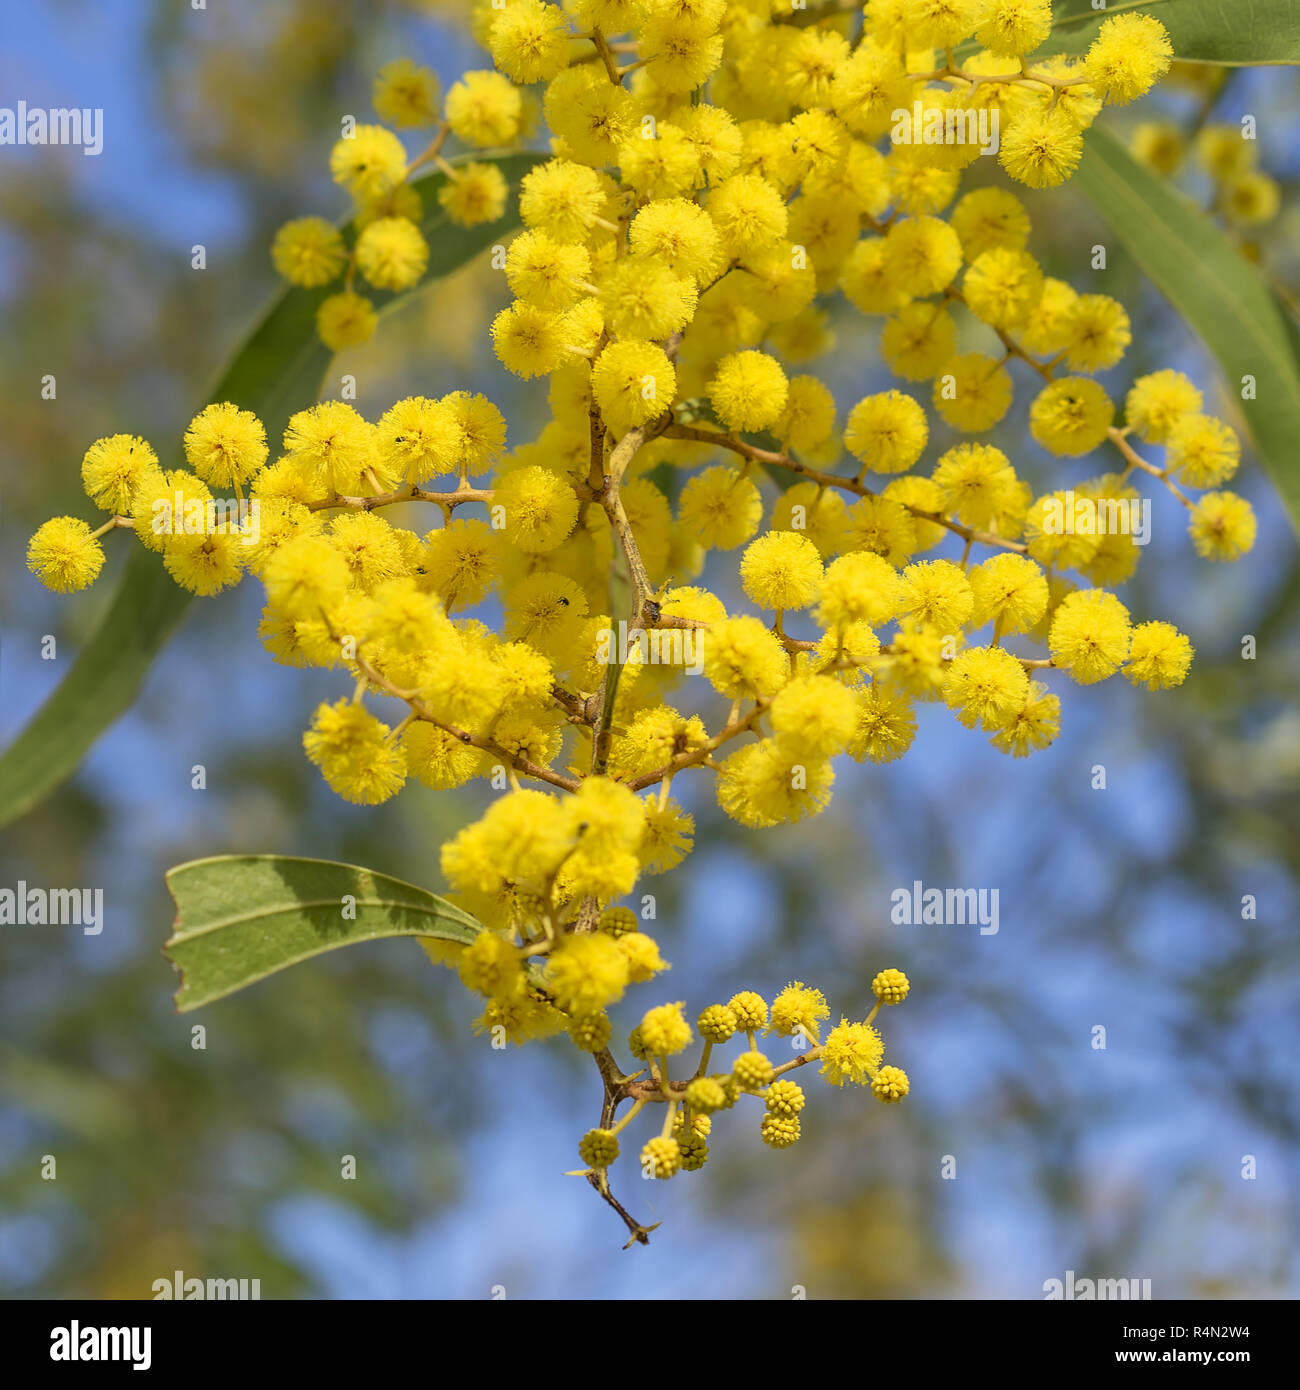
[
  {"x1": 0, "y1": 151, "x2": 544, "y2": 830},
  {"x1": 164, "y1": 854, "x2": 482, "y2": 1012},
  {"x1": 1076, "y1": 123, "x2": 1300, "y2": 529},
  {"x1": 955, "y1": 1, "x2": 1300, "y2": 65},
  {"x1": 1039, "y1": 0, "x2": 1300, "y2": 66}
]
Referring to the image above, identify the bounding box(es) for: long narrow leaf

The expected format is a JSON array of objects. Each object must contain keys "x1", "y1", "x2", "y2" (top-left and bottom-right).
[
  {"x1": 958, "y1": 1, "x2": 1300, "y2": 65},
  {"x1": 164, "y1": 855, "x2": 482, "y2": 1011},
  {"x1": 1076, "y1": 124, "x2": 1300, "y2": 530}
]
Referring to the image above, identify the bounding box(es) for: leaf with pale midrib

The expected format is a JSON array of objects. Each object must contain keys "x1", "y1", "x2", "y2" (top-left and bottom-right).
[
  {"x1": 164, "y1": 854, "x2": 482, "y2": 1011},
  {"x1": 956, "y1": 0, "x2": 1300, "y2": 65},
  {"x1": 1075, "y1": 124, "x2": 1300, "y2": 532}
]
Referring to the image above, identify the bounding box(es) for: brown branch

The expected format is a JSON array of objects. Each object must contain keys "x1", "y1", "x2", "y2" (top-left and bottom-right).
[
  {"x1": 661, "y1": 424, "x2": 1029, "y2": 555},
  {"x1": 405, "y1": 122, "x2": 449, "y2": 177},
  {"x1": 626, "y1": 701, "x2": 767, "y2": 792},
  {"x1": 307, "y1": 484, "x2": 493, "y2": 513},
  {"x1": 1108, "y1": 427, "x2": 1195, "y2": 510},
  {"x1": 585, "y1": 1047, "x2": 660, "y2": 1247},
  {"x1": 584, "y1": 412, "x2": 679, "y2": 775},
  {"x1": 584, "y1": 1171, "x2": 660, "y2": 1248},
  {"x1": 586, "y1": 26, "x2": 622, "y2": 86},
  {"x1": 551, "y1": 681, "x2": 599, "y2": 726},
  {"x1": 350, "y1": 648, "x2": 582, "y2": 791}
]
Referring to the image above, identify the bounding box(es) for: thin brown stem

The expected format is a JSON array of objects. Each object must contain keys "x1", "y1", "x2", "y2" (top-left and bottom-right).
[
  {"x1": 307, "y1": 484, "x2": 493, "y2": 513},
  {"x1": 661, "y1": 424, "x2": 1029, "y2": 555}
]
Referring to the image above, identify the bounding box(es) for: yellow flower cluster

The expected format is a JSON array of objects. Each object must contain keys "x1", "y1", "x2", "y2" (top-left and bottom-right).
[
  {"x1": 575, "y1": 973, "x2": 909, "y2": 1200},
  {"x1": 28, "y1": 0, "x2": 1260, "y2": 1241},
  {"x1": 1133, "y1": 115, "x2": 1283, "y2": 230}
]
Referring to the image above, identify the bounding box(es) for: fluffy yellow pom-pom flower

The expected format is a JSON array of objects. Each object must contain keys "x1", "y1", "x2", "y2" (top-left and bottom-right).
[
  {"x1": 183, "y1": 404, "x2": 268, "y2": 489},
  {"x1": 372, "y1": 58, "x2": 439, "y2": 128},
  {"x1": 1048, "y1": 589, "x2": 1132, "y2": 684},
  {"x1": 820, "y1": 1019, "x2": 884, "y2": 1087},
  {"x1": 640, "y1": 1002, "x2": 693, "y2": 1057},
  {"x1": 1188, "y1": 491, "x2": 1257, "y2": 562},
  {"x1": 739, "y1": 530, "x2": 823, "y2": 611},
  {"x1": 844, "y1": 390, "x2": 928, "y2": 474},
  {"x1": 272, "y1": 217, "x2": 346, "y2": 287},
  {"x1": 1085, "y1": 13, "x2": 1173, "y2": 106},
  {"x1": 81, "y1": 434, "x2": 159, "y2": 514},
  {"x1": 591, "y1": 340, "x2": 677, "y2": 436},
  {"x1": 768, "y1": 982, "x2": 830, "y2": 1040},
  {"x1": 1124, "y1": 621, "x2": 1195, "y2": 691},
  {"x1": 708, "y1": 349, "x2": 789, "y2": 433},
  {"x1": 27, "y1": 517, "x2": 106, "y2": 593},
  {"x1": 1029, "y1": 378, "x2": 1114, "y2": 457},
  {"x1": 355, "y1": 216, "x2": 428, "y2": 291},
  {"x1": 329, "y1": 124, "x2": 407, "y2": 201},
  {"x1": 316, "y1": 292, "x2": 377, "y2": 352}
]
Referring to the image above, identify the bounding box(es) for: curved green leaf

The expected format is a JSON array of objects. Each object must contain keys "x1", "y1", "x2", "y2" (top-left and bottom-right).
[
  {"x1": 1076, "y1": 123, "x2": 1300, "y2": 530},
  {"x1": 953, "y1": 1, "x2": 1300, "y2": 65},
  {"x1": 0, "y1": 151, "x2": 544, "y2": 829},
  {"x1": 1041, "y1": 0, "x2": 1300, "y2": 66},
  {"x1": 164, "y1": 854, "x2": 483, "y2": 1012}
]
